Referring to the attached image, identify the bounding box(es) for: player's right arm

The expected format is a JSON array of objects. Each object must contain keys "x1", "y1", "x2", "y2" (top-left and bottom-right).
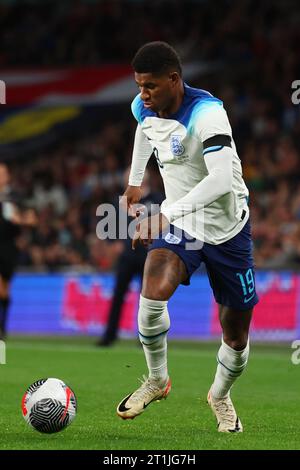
[{"x1": 121, "y1": 124, "x2": 152, "y2": 213}]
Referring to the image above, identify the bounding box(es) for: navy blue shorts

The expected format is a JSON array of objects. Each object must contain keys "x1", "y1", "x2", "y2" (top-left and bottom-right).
[{"x1": 149, "y1": 219, "x2": 259, "y2": 311}]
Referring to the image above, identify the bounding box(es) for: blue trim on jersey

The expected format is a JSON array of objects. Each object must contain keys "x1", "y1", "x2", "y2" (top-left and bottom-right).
[
  {"x1": 130, "y1": 83, "x2": 223, "y2": 129},
  {"x1": 166, "y1": 84, "x2": 223, "y2": 129},
  {"x1": 187, "y1": 98, "x2": 223, "y2": 135},
  {"x1": 203, "y1": 145, "x2": 223, "y2": 155}
]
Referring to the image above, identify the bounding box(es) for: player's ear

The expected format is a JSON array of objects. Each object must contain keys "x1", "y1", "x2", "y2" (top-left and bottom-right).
[{"x1": 169, "y1": 72, "x2": 180, "y2": 87}]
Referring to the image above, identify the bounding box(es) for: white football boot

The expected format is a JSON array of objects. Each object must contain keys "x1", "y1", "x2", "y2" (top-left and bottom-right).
[
  {"x1": 117, "y1": 376, "x2": 171, "y2": 420},
  {"x1": 207, "y1": 389, "x2": 243, "y2": 432}
]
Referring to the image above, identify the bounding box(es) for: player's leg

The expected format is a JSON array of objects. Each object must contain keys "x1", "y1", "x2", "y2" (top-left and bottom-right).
[
  {"x1": 139, "y1": 248, "x2": 187, "y2": 380},
  {"x1": 208, "y1": 304, "x2": 253, "y2": 432},
  {"x1": 117, "y1": 247, "x2": 188, "y2": 419},
  {"x1": 212, "y1": 304, "x2": 253, "y2": 397},
  {"x1": 204, "y1": 219, "x2": 258, "y2": 431},
  {"x1": 219, "y1": 304, "x2": 252, "y2": 350}
]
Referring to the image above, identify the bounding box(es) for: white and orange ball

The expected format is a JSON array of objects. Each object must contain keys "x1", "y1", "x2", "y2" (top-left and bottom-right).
[{"x1": 21, "y1": 378, "x2": 77, "y2": 433}]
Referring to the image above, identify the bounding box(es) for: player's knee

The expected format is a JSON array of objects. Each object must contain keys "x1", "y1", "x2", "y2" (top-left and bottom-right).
[
  {"x1": 142, "y1": 250, "x2": 184, "y2": 300},
  {"x1": 141, "y1": 283, "x2": 171, "y2": 301},
  {"x1": 223, "y1": 335, "x2": 249, "y2": 351}
]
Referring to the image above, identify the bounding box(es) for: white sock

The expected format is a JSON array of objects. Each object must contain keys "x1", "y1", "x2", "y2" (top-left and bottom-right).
[
  {"x1": 138, "y1": 295, "x2": 170, "y2": 384},
  {"x1": 210, "y1": 337, "x2": 250, "y2": 399}
]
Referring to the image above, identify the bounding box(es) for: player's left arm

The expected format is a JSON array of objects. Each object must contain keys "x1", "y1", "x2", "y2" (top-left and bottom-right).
[{"x1": 161, "y1": 105, "x2": 234, "y2": 223}]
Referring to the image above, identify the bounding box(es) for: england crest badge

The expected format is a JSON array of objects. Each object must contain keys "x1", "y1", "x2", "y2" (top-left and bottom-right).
[{"x1": 170, "y1": 134, "x2": 185, "y2": 157}]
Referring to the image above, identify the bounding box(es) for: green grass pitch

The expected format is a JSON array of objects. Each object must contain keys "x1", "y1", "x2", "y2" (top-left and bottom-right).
[{"x1": 0, "y1": 337, "x2": 299, "y2": 450}]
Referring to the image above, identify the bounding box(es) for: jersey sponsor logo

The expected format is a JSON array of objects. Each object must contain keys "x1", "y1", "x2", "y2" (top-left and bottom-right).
[
  {"x1": 165, "y1": 232, "x2": 181, "y2": 244},
  {"x1": 170, "y1": 134, "x2": 185, "y2": 157}
]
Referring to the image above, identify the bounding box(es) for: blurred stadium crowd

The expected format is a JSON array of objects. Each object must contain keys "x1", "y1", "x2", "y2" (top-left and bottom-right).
[{"x1": 1, "y1": 0, "x2": 300, "y2": 271}]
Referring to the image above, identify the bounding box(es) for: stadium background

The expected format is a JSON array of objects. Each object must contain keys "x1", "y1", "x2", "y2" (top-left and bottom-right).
[
  {"x1": 1, "y1": 0, "x2": 300, "y2": 453},
  {"x1": 0, "y1": 0, "x2": 300, "y2": 341}
]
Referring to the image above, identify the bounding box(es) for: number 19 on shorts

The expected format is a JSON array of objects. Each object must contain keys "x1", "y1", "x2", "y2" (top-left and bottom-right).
[{"x1": 236, "y1": 268, "x2": 256, "y2": 304}]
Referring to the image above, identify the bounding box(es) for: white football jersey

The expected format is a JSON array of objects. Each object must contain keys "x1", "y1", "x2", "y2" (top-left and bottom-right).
[{"x1": 129, "y1": 83, "x2": 249, "y2": 244}]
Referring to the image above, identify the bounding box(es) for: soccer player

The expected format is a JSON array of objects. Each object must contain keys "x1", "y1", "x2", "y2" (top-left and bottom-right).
[
  {"x1": 0, "y1": 163, "x2": 37, "y2": 340},
  {"x1": 116, "y1": 42, "x2": 258, "y2": 432}
]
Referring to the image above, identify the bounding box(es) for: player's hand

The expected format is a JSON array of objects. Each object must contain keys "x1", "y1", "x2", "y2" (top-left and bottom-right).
[
  {"x1": 120, "y1": 186, "x2": 142, "y2": 217},
  {"x1": 132, "y1": 213, "x2": 169, "y2": 250}
]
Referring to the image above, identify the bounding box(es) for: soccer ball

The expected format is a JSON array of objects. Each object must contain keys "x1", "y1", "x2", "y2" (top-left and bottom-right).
[{"x1": 21, "y1": 378, "x2": 77, "y2": 433}]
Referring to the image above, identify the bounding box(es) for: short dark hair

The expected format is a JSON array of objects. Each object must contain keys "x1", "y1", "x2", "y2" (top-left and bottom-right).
[{"x1": 132, "y1": 41, "x2": 182, "y2": 77}]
